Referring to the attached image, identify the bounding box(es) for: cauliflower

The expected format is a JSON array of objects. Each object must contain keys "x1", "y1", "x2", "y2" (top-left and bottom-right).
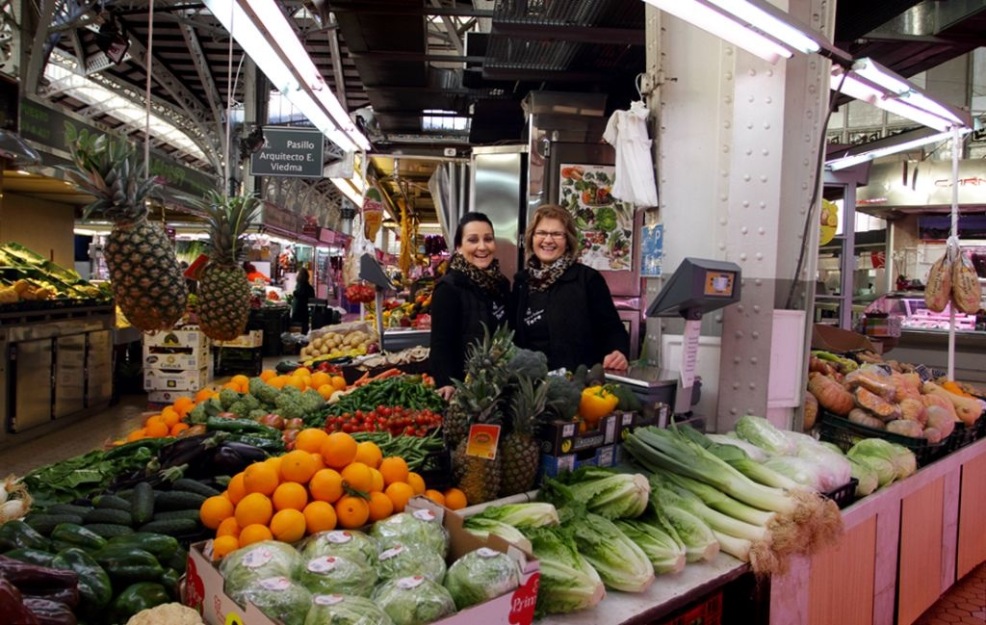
[{"x1": 125, "y1": 603, "x2": 204, "y2": 625}]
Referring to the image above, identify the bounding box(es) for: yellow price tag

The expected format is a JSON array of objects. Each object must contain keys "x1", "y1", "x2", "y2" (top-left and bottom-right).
[{"x1": 225, "y1": 613, "x2": 244, "y2": 625}]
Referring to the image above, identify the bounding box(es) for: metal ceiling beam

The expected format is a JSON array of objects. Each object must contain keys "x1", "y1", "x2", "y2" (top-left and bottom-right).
[
  {"x1": 326, "y1": 12, "x2": 349, "y2": 110},
  {"x1": 179, "y1": 22, "x2": 224, "y2": 133},
  {"x1": 429, "y1": 0, "x2": 464, "y2": 56},
  {"x1": 480, "y1": 67, "x2": 615, "y2": 81},
  {"x1": 23, "y1": 0, "x2": 59, "y2": 96},
  {"x1": 350, "y1": 51, "x2": 484, "y2": 63},
  {"x1": 490, "y1": 22, "x2": 644, "y2": 46},
  {"x1": 326, "y1": 2, "x2": 494, "y2": 18}
]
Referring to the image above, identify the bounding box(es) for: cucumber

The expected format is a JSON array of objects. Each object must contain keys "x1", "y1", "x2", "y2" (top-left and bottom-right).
[
  {"x1": 152, "y1": 490, "x2": 207, "y2": 511},
  {"x1": 2, "y1": 547, "x2": 56, "y2": 567},
  {"x1": 0, "y1": 519, "x2": 52, "y2": 551},
  {"x1": 50, "y1": 523, "x2": 108, "y2": 552},
  {"x1": 131, "y1": 482, "x2": 155, "y2": 525},
  {"x1": 93, "y1": 546, "x2": 164, "y2": 582},
  {"x1": 46, "y1": 503, "x2": 95, "y2": 517},
  {"x1": 84, "y1": 524, "x2": 135, "y2": 538},
  {"x1": 106, "y1": 533, "x2": 180, "y2": 560},
  {"x1": 51, "y1": 547, "x2": 113, "y2": 609},
  {"x1": 150, "y1": 509, "x2": 202, "y2": 522},
  {"x1": 137, "y1": 518, "x2": 199, "y2": 535},
  {"x1": 83, "y1": 508, "x2": 133, "y2": 526},
  {"x1": 171, "y1": 479, "x2": 221, "y2": 498},
  {"x1": 93, "y1": 494, "x2": 132, "y2": 511},
  {"x1": 24, "y1": 513, "x2": 85, "y2": 535}
]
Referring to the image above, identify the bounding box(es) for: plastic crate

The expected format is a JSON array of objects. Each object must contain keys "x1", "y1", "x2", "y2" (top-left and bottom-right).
[
  {"x1": 340, "y1": 359, "x2": 430, "y2": 385},
  {"x1": 649, "y1": 589, "x2": 722, "y2": 625},
  {"x1": 823, "y1": 478, "x2": 858, "y2": 509},
  {"x1": 213, "y1": 346, "x2": 263, "y2": 376},
  {"x1": 818, "y1": 412, "x2": 949, "y2": 467}
]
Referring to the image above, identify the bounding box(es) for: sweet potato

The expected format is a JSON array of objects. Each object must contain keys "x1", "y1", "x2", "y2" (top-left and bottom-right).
[
  {"x1": 898, "y1": 397, "x2": 927, "y2": 426},
  {"x1": 924, "y1": 404, "x2": 957, "y2": 438},
  {"x1": 886, "y1": 419, "x2": 924, "y2": 438},
  {"x1": 803, "y1": 393, "x2": 819, "y2": 431},
  {"x1": 922, "y1": 381, "x2": 984, "y2": 426},
  {"x1": 808, "y1": 373, "x2": 854, "y2": 416},
  {"x1": 848, "y1": 408, "x2": 885, "y2": 430},
  {"x1": 854, "y1": 387, "x2": 900, "y2": 421}
]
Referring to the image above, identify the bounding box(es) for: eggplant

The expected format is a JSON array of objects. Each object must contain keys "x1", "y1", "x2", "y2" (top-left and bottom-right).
[
  {"x1": 156, "y1": 434, "x2": 216, "y2": 469},
  {"x1": 24, "y1": 597, "x2": 77, "y2": 625},
  {"x1": 211, "y1": 441, "x2": 268, "y2": 473},
  {"x1": 0, "y1": 577, "x2": 40, "y2": 624},
  {"x1": 0, "y1": 556, "x2": 78, "y2": 593}
]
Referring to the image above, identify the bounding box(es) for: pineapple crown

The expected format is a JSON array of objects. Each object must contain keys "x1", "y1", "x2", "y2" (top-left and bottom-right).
[
  {"x1": 63, "y1": 128, "x2": 159, "y2": 223},
  {"x1": 192, "y1": 191, "x2": 263, "y2": 266},
  {"x1": 507, "y1": 375, "x2": 549, "y2": 437},
  {"x1": 451, "y1": 324, "x2": 517, "y2": 426}
]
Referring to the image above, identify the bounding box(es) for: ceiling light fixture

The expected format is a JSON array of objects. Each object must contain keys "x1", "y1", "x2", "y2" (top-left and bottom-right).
[{"x1": 826, "y1": 128, "x2": 972, "y2": 171}]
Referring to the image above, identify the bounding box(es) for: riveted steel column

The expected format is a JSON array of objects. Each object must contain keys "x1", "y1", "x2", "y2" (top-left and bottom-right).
[{"x1": 654, "y1": 0, "x2": 834, "y2": 431}]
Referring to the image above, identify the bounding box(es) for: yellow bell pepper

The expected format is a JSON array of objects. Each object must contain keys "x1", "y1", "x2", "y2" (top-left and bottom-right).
[{"x1": 579, "y1": 385, "x2": 619, "y2": 427}]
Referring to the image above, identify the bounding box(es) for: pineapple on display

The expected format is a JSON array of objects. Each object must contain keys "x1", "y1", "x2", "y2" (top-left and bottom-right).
[
  {"x1": 193, "y1": 191, "x2": 262, "y2": 341},
  {"x1": 64, "y1": 129, "x2": 187, "y2": 332},
  {"x1": 499, "y1": 374, "x2": 549, "y2": 497}
]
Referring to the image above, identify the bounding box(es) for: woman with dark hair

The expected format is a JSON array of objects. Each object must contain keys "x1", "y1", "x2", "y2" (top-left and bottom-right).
[
  {"x1": 512, "y1": 204, "x2": 629, "y2": 372},
  {"x1": 292, "y1": 267, "x2": 316, "y2": 333},
  {"x1": 430, "y1": 212, "x2": 510, "y2": 399}
]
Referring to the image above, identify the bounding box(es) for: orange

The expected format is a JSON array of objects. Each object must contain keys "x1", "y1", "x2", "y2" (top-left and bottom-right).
[
  {"x1": 231, "y1": 374, "x2": 250, "y2": 390},
  {"x1": 170, "y1": 422, "x2": 190, "y2": 437},
  {"x1": 303, "y1": 500, "x2": 338, "y2": 534},
  {"x1": 238, "y1": 524, "x2": 273, "y2": 547},
  {"x1": 267, "y1": 376, "x2": 288, "y2": 390},
  {"x1": 280, "y1": 450, "x2": 318, "y2": 484},
  {"x1": 406, "y1": 472, "x2": 426, "y2": 496},
  {"x1": 444, "y1": 488, "x2": 467, "y2": 510},
  {"x1": 292, "y1": 367, "x2": 311, "y2": 376},
  {"x1": 335, "y1": 495, "x2": 370, "y2": 529},
  {"x1": 309, "y1": 469, "x2": 344, "y2": 503},
  {"x1": 310, "y1": 453, "x2": 326, "y2": 473},
  {"x1": 212, "y1": 535, "x2": 239, "y2": 560},
  {"x1": 272, "y1": 481, "x2": 309, "y2": 512},
  {"x1": 200, "y1": 495, "x2": 235, "y2": 529},
  {"x1": 126, "y1": 428, "x2": 147, "y2": 442},
  {"x1": 310, "y1": 371, "x2": 332, "y2": 389},
  {"x1": 423, "y1": 489, "x2": 446, "y2": 507},
  {"x1": 317, "y1": 385, "x2": 336, "y2": 401},
  {"x1": 285, "y1": 376, "x2": 306, "y2": 391},
  {"x1": 354, "y1": 441, "x2": 383, "y2": 469},
  {"x1": 173, "y1": 396, "x2": 194, "y2": 416},
  {"x1": 378, "y1": 457, "x2": 409, "y2": 486},
  {"x1": 144, "y1": 417, "x2": 169, "y2": 438},
  {"x1": 330, "y1": 375, "x2": 347, "y2": 391},
  {"x1": 194, "y1": 388, "x2": 215, "y2": 403},
  {"x1": 222, "y1": 382, "x2": 240, "y2": 392},
  {"x1": 160, "y1": 407, "x2": 181, "y2": 428},
  {"x1": 384, "y1": 482, "x2": 415, "y2": 513},
  {"x1": 321, "y1": 432, "x2": 358, "y2": 469},
  {"x1": 367, "y1": 491, "x2": 394, "y2": 522},
  {"x1": 234, "y1": 492, "x2": 273, "y2": 527},
  {"x1": 368, "y1": 468, "x2": 385, "y2": 493},
  {"x1": 269, "y1": 509, "x2": 307, "y2": 543},
  {"x1": 260, "y1": 369, "x2": 277, "y2": 381},
  {"x1": 216, "y1": 516, "x2": 241, "y2": 539},
  {"x1": 264, "y1": 456, "x2": 283, "y2": 474},
  {"x1": 295, "y1": 428, "x2": 330, "y2": 454},
  {"x1": 244, "y1": 462, "x2": 280, "y2": 496},
  {"x1": 226, "y1": 473, "x2": 247, "y2": 505},
  {"x1": 340, "y1": 462, "x2": 374, "y2": 493}
]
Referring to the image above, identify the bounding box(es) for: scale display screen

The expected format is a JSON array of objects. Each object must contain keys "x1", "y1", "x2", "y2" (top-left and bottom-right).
[
  {"x1": 704, "y1": 271, "x2": 735, "y2": 297},
  {"x1": 647, "y1": 257, "x2": 741, "y2": 319}
]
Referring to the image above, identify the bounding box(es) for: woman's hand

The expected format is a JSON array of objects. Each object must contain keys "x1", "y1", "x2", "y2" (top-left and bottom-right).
[
  {"x1": 437, "y1": 385, "x2": 455, "y2": 401},
  {"x1": 602, "y1": 350, "x2": 628, "y2": 372}
]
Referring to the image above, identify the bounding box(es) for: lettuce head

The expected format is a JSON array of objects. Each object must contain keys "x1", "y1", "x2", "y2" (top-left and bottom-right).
[
  {"x1": 298, "y1": 554, "x2": 377, "y2": 597},
  {"x1": 443, "y1": 547, "x2": 520, "y2": 610},
  {"x1": 304, "y1": 594, "x2": 395, "y2": 625},
  {"x1": 372, "y1": 576, "x2": 457, "y2": 625}
]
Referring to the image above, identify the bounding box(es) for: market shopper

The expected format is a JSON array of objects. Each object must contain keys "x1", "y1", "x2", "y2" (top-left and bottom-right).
[
  {"x1": 430, "y1": 212, "x2": 510, "y2": 400},
  {"x1": 512, "y1": 204, "x2": 630, "y2": 372},
  {"x1": 292, "y1": 267, "x2": 316, "y2": 334}
]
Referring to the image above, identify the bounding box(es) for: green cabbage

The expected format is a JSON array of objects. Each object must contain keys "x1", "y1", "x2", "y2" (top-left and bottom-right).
[
  {"x1": 221, "y1": 541, "x2": 301, "y2": 597},
  {"x1": 229, "y1": 576, "x2": 312, "y2": 625},
  {"x1": 735, "y1": 415, "x2": 797, "y2": 456},
  {"x1": 301, "y1": 530, "x2": 378, "y2": 568},
  {"x1": 377, "y1": 543, "x2": 447, "y2": 584},
  {"x1": 372, "y1": 576, "x2": 457, "y2": 625},
  {"x1": 443, "y1": 547, "x2": 521, "y2": 610},
  {"x1": 848, "y1": 438, "x2": 916, "y2": 485},
  {"x1": 298, "y1": 554, "x2": 377, "y2": 597},
  {"x1": 371, "y1": 512, "x2": 448, "y2": 557},
  {"x1": 522, "y1": 526, "x2": 605, "y2": 616},
  {"x1": 304, "y1": 594, "x2": 395, "y2": 625},
  {"x1": 565, "y1": 511, "x2": 655, "y2": 592},
  {"x1": 848, "y1": 457, "x2": 879, "y2": 497},
  {"x1": 613, "y1": 519, "x2": 686, "y2": 575}
]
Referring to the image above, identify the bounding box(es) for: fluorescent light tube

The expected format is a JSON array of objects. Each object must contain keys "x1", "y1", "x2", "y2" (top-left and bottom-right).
[
  {"x1": 331, "y1": 177, "x2": 364, "y2": 206},
  {"x1": 642, "y1": 0, "x2": 793, "y2": 63},
  {"x1": 852, "y1": 57, "x2": 970, "y2": 127},
  {"x1": 831, "y1": 67, "x2": 967, "y2": 132},
  {"x1": 708, "y1": 0, "x2": 820, "y2": 53},
  {"x1": 875, "y1": 97, "x2": 956, "y2": 132},
  {"x1": 826, "y1": 129, "x2": 970, "y2": 171}
]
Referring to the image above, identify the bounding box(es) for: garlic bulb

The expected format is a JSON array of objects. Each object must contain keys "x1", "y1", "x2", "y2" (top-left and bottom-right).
[{"x1": 0, "y1": 475, "x2": 31, "y2": 523}]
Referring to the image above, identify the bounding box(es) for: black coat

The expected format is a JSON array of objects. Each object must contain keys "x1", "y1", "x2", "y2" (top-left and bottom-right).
[
  {"x1": 291, "y1": 281, "x2": 315, "y2": 323},
  {"x1": 512, "y1": 263, "x2": 629, "y2": 372},
  {"x1": 429, "y1": 268, "x2": 509, "y2": 387}
]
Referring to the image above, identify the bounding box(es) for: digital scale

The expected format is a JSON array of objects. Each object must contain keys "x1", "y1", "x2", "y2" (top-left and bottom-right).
[{"x1": 358, "y1": 252, "x2": 395, "y2": 352}]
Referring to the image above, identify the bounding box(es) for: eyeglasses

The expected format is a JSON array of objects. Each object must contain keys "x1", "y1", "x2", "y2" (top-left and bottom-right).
[{"x1": 534, "y1": 230, "x2": 565, "y2": 240}]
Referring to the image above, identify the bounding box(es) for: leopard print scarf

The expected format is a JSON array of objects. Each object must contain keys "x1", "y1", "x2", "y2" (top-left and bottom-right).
[
  {"x1": 526, "y1": 253, "x2": 577, "y2": 292},
  {"x1": 449, "y1": 252, "x2": 507, "y2": 298}
]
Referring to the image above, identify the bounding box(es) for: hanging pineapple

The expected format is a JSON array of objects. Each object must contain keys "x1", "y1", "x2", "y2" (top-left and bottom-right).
[
  {"x1": 64, "y1": 129, "x2": 187, "y2": 332},
  {"x1": 193, "y1": 191, "x2": 262, "y2": 341}
]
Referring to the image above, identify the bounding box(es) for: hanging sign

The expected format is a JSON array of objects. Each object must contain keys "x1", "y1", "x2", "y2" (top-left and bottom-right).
[{"x1": 250, "y1": 127, "x2": 324, "y2": 178}]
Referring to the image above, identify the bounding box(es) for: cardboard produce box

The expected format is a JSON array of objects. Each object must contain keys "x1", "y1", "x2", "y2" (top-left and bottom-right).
[
  {"x1": 144, "y1": 366, "x2": 210, "y2": 392},
  {"x1": 143, "y1": 327, "x2": 211, "y2": 351},
  {"x1": 143, "y1": 346, "x2": 211, "y2": 370},
  {"x1": 539, "y1": 412, "x2": 622, "y2": 456},
  {"x1": 183, "y1": 499, "x2": 540, "y2": 625},
  {"x1": 811, "y1": 324, "x2": 876, "y2": 353},
  {"x1": 541, "y1": 443, "x2": 621, "y2": 478},
  {"x1": 215, "y1": 329, "x2": 264, "y2": 349}
]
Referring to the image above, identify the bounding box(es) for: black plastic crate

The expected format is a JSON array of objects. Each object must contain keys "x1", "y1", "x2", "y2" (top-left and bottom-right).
[
  {"x1": 823, "y1": 478, "x2": 858, "y2": 509},
  {"x1": 416, "y1": 449, "x2": 452, "y2": 492},
  {"x1": 213, "y1": 346, "x2": 263, "y2": 376},
  {"x1": 818, "y1": 412, "x2": 948, "y2": 467}
]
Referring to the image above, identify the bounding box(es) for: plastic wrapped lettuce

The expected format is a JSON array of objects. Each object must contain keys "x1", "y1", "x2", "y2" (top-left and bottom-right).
[
  {"x1": 230, "y1": 576, "x2": 312, "y2": 625},
  {"x1": 377, "y1": 543, "x2": 447, "y2": 584},
  {"x1": 371, "y1": 511, "x2": 448, "y2": 557},
  {"x1": 443, "y1": 547, "x2": 520, "y2": 610},
  {"x1": 372, "y1": 576, "x2": 457, "y2": 625},
  {"x1": 706, "y1": 434, "x2": 768, "y2": 462},
  {"x1": 735, "y1": 415, "x2": 797, "y2": 456},
  {"x1": 794, "y1": 439, "x2": 853, "y2": 491},
  {"x1": 301, "y1": 530, "x2": 379, "y2": 568},
  {"x1": 848, "y1": 457, "x2": 879, "y2": 497},
  {"x1": 304, "y1": 594, "x2": 395, "y2": 625},
  {"x1": 298, "y1": 554, "x2": 377, "y2": 597},
  {"x1": 220, "y1": 541, "x2": 301, "y2": 596},
  {"x1": 762, "y1": 456, "x2": 826, "y2": 491},
  {"x1": 847, "y1": 438, "x2": 916, "y2": 484}
]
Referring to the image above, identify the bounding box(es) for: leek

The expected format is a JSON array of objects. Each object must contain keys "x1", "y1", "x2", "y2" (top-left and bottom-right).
[
  {"x1": 735, "y1": 415, "x2": 797, "y2": 456},
  {"x1": 649, "y1": 473, "x2": 769, "y2": 545},
  {"x1": 706, "y1": 433, "x2": 768, "y2": 462},
  {"x1": 654, "y1": 471, "x2": 775, "y2": 529},
  {"x1": 704, "y1": 443, "x2": 801, "y2": 491}
]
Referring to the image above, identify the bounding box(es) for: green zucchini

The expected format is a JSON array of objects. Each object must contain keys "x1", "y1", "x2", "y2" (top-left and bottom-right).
[
  {"x1": 83, "y1": 508, "x2": 133, "y2": 526},
  {"x1": 150, "y1": 509, "x2": 201, "y2": 522},
  {"x1": 137, "y1": 518, "x2": 199, "y2": 535},
  {"x1": 92, "y1": 494, "x2": 132, "y2": 511},
  {"x1": 130, "y1": 482, "x2": 155, "y2": 525},
  {"x1": 46, "y1": 503, "x2": 95, "y2": 517},
  {"x1": 83, "y1": 524, "x2": 135, "y2": 538},
  {"x1": 171, "y1": 478, "x2": 221, "y2": 497},
  {"x1": 106, "y1": 533, "x2": 180, "y2": 560},
  {"x1": 110, "y1": 582, "x2": 170, "y2": 624},
  {"x1": 24, "y1": 513, "x2": 84, "y2": 535},
  {"x1": 52, "y1": 547, "x2": 113, "y2": 609},
  {"x1": 2, "y1": 547, "x2": 56, "y2": 567},
  {"x1": 152, "y1": 490, "x2": 207, "y2": 511},
  {"x1": 50, "y1": 523, "x2": 109, "y2": 552},
  {"x1": 0, "y1": 519, "x2": 52, "y2": 551}
]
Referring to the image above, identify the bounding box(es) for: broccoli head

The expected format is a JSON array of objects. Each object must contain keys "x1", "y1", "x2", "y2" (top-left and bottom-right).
[
  {"x1": 509, "y1": 348, "x2": 549, "y2": 383},
  {"x1": 545, "y1": 374, "x2": 582, "y2": 420}
]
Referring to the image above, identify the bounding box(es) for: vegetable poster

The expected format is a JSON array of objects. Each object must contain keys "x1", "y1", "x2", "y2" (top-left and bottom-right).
[{"x1": 558, "y1": 163, "x2": 634, "y2": 271}]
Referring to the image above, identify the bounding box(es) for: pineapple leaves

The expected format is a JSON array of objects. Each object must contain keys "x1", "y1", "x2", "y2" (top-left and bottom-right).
[{"x1": 184, "y1": 190, "x2": 262, "y2": 266}]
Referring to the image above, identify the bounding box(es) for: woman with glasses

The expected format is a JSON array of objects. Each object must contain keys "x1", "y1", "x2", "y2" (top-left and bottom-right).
[
  {"x1": 430, "y1": 212, "x2": 510, "y2": 399},
  {"x1": 512, "y1": 204, "x2": 629, "y2": 372}
]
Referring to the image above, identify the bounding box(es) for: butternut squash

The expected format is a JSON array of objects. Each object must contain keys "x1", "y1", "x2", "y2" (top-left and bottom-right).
[
  {"x1": 854, "y1": 387, "x2": 900, "y2": 421},
  {"x1": 898, "y1": 397, "x2": 927, "y2": 426},
  {"x1": 848, "y1": 408, "x2": 885, "y2": 430},
  {"x1": 922, "y1": 381, "x2": 984, "y2": 427},
  {"x1": 803, "y1": 392, "x2": 819, "y2": 431},
  {"x1": 808, "y1": 373, "x2": 854, "y2": 416},
  {"x1": 886, "y1": 419, "x2": 924, "y2": 438}
]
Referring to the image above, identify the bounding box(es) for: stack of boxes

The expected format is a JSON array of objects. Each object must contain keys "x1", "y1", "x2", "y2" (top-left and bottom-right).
[
  {"x1": 143, "y1": 327, "x2": 212, "y2": 404},
  {"x1": 213, "y1": 329, "x2": 264, "y2": 376}
]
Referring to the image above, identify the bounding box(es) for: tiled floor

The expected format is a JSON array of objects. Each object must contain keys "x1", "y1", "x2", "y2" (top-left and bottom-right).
[{"x1": 2, "y1": 380, "x2": 985, "y2": 624}]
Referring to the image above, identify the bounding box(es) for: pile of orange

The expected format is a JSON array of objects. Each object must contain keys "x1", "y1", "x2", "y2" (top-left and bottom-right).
[
  {"x1": 260, "y1": 367, "x2": 347, "y2": 399},
  {"x1": 124, "y1": 396, "x2": 197, "y2": 442},
  {"x1": 201, "y1": 429, "x2": 467, "y2": 559}
]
